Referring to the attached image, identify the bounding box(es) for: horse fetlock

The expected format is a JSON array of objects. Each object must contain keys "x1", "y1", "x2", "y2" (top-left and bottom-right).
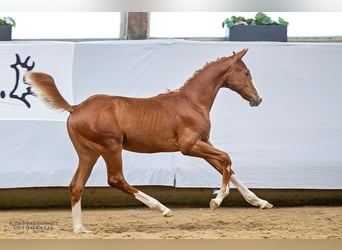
[
  {"x1": 210, "y1": 187, "x2": 229, "y2": 210},
  {"x1": 214, "y1": 188, "x2": 229, "y2": 199}
]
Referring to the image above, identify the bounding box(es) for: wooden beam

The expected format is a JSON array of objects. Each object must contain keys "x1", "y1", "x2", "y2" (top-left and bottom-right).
[
  {"x1": 121, "y1": 12, "x2": 149, "y2": 40},
  {"x1": 0, "y1": 187, "x2": 341, "y2": 208}
]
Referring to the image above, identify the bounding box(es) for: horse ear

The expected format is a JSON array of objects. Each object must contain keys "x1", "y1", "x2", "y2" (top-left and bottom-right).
[{"x1": 233, "y1": 48, "x2": 248, "y2": 61}]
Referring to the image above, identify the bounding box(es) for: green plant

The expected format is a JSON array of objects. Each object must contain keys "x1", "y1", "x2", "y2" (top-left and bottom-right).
[
  {"x1": 222, "y1": 12, "x2": 288, "y2": 29},
  {"x1": 0, "y1": 17, "x2": 16, "y2": 27}
]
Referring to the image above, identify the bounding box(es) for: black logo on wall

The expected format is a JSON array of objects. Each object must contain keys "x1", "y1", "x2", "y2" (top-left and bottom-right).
[{"x1": 0, "y1": 54, "x2": 36, "y2": 108}]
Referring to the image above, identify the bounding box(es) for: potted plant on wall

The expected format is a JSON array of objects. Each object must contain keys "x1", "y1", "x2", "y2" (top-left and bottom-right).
[
  {"x1": 0, "y1": 17, "x2": 16, "y2": 41},
  {"x1": 222, "y1": 12, "x2": 289, "y2": 42}
]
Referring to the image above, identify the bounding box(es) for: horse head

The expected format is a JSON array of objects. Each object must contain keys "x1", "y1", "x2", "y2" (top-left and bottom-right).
[{"x1": 223, "y1": 49, "x2": 262, "y2": 107}]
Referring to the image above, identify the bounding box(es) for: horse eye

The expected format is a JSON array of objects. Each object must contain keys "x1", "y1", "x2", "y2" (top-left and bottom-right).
[{"x1": 245, "y1": 72, "x2": 250, "y2": 77}]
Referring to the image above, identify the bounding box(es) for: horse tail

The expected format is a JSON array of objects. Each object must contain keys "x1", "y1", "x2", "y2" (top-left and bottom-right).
[{"x1": 25, "y1": 71, "x2": 74, "y2": 113}]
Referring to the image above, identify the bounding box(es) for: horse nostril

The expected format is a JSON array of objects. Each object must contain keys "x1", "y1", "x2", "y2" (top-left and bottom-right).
[{"x1": 249, "y1": 97, "x2": 262, "y2": 107}]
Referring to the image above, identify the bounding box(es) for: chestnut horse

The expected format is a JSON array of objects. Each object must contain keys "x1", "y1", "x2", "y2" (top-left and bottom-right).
[{"x1": 25, "y1": 48, "x2": 272, "y2": 233}]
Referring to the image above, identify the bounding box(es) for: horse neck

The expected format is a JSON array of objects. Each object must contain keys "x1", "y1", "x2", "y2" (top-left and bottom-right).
[{"x1": 180, "y1": 59, "x2": 229, "y2": 112}]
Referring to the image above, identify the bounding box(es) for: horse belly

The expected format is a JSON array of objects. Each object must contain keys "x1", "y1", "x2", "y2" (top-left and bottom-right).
[
  {"x1": 123, "y1": 137, "x2": 178, "y2": 153},
  {"x1": 122, "y1": 118, "x2": 178, "y2": 153}
]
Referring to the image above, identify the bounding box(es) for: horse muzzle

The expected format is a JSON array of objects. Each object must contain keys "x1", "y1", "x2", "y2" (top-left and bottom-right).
[{"x1": 249, "y1": 97, "x2": 262, "y2": 107}]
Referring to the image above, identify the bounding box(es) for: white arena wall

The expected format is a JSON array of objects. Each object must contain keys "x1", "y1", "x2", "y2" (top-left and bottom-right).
[{"x1": 0, "y1": 40, "x2": 341, "y2": 189}]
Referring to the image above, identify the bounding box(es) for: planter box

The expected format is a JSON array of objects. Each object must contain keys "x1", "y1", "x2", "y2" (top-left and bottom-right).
[
  {"x1": 227, "y1": 25, "x2": 287, "y2": 42},
  {"x1": 0, "y1": 25, "x2": 12, "y2": 41}
]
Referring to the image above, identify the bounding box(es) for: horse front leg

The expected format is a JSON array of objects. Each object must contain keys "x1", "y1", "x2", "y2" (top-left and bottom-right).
[
  {"x1": 204, "y1": 157, "x2": 232, "y2": 210},
  {"x1": 206, "y1": 158, "x2": 273, "y2": 209},
  {"x1": 204, "y1": 141, "x2": 273, "y2": 209},
  {"x1": 179, "y1": 139, "x2": 233, "y2": 209},
  {"x1": 182, "y1": 139, "x2": 273, "y2": 210}
]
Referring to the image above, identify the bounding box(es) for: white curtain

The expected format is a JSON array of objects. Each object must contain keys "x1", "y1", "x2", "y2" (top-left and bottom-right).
[{"x1": 1, "y1": 40, "x2": 341, "y2": 188}]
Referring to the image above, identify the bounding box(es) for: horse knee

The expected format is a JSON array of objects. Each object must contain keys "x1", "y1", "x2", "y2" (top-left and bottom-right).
[{"x1": 222, "y1": 153, "x2": 233, "y2": 173}]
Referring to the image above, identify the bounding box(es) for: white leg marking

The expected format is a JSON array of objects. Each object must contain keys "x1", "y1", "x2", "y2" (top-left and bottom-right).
[
  {"x1": 230, "y1": 174, "x2": 273, "y2": 209},
  {"x1": 210, "y1": 185, "x2": 230, "y2": 210},
  {"x1": 134, "y1": 191, "x2": 173, "y2": 217},
  {"x1": 72, "y1": 199, "x2": 91, "y2": 233},
  {"x1": 210, "y1": 165, "x2": 232, "y2": 210}
]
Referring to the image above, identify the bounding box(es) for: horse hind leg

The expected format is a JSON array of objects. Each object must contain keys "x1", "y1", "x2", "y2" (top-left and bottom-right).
[
  {"x1": 230, "y1": 174, "x2": 273, "y2": 209},
  {"x1": 69, "y1": 148, "x2": 99, "y2": 233},
  {"x1": 102, "y1": 145, "x2": 173, "y2": 217},
  {"x1": 134, "y1": 190, "x2": 173, "y2": 217}
]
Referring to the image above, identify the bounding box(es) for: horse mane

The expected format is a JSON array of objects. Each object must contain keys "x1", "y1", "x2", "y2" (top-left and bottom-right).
[{"x1": 177, "y1": 56, "x2": 230, "y2": 90}]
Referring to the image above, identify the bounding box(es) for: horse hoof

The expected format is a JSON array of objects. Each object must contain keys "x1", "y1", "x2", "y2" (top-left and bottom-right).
[
  {"x1": 210, "y1": 199, "x2": 219, "y2": 210},
  {"x1": 163, "y1": 209, "x2": 173, "y2": 217},
  {"x1": 74, "y1": 226, "x2": 92, "y2": 234},
  {"x1": 261, "y1": 201, "x2": 273, "y2": 209}
]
